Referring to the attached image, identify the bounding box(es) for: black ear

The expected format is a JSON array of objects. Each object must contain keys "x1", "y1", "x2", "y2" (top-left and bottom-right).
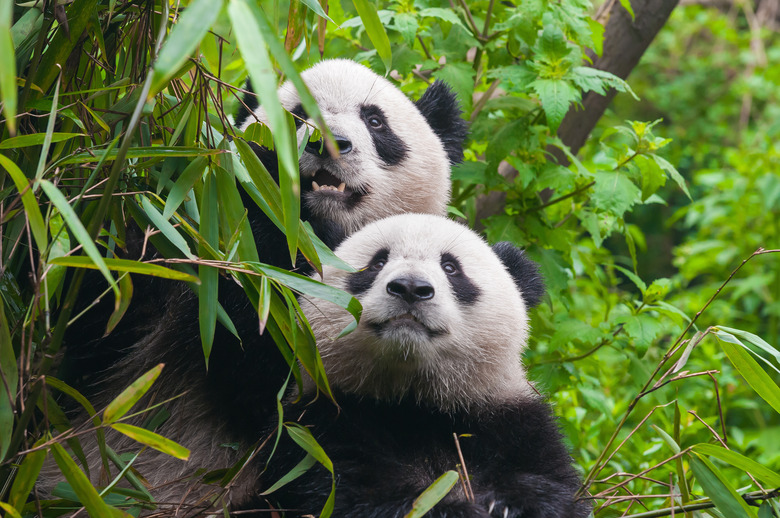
[
  {"x1": 491, "y1": 242, "x2": 546, "y2": 309},
  {"x1": 235, "y1": 78, "x2": 258, "y2": 129},
  {"x1": 414, "y1": 80, "x2": 468, "y2": 165}
]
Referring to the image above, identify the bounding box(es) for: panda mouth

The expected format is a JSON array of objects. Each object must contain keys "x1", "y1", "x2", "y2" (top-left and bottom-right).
[
  {"x1": 310, "y1": 169, "x2": 354, "y2": 195},
  {"x1": 368, "y1": 313, "x2": 446, "y2": 338}
]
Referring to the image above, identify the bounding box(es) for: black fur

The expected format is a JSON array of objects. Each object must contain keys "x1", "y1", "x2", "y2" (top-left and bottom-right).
[
  {"x1": 360, "y1": 104, "x2": 409, "y2": 166},
  {"x1": 441, "y1": 252, "x2": 481, "y2": 305},
  {"x1": 414, "y1": 80, "x2": 469, "y2": 165},
  {"x1": 251, "y1": 393, "x2": 588, "y2": 517},
  {"x1": 491, "y1": 242, "x2": 546, "y2": 308}
]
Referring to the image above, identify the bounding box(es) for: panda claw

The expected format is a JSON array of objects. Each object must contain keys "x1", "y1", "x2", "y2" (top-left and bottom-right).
[
  {"x1": 503, "y1": 507, "x2": 509, "y2": 518},
  {"x1": 488, "y1": 501, "x2": 496, "y2": 513}
]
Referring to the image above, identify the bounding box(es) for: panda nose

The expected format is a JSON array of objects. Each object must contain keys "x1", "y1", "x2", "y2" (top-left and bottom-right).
[
  {"x1": 386, "y1": 278, "x2": 435, "y2": 304},
  {"x1": 305, "y1": 135, "x2": 352, "y2": 157}
]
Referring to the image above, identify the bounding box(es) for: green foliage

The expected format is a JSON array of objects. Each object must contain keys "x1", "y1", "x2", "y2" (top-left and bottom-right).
[{"x1": 0, "y1": 0, "x2": 778, "y2": 517}]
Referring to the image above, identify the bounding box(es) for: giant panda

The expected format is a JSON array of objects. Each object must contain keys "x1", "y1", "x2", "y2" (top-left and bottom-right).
[
  {"x1": 251, "y1": 213, "x2": 588, "y2": 518},
  {"x1": 42, "y1": 61, "x2": 467, "y2": 514}
]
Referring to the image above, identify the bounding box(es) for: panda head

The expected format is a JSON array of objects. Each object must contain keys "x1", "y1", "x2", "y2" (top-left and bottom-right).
[
  {"x1": 237, "y1": 60, "x2": 467, "y2": 234},
  {"x1": 299, "y1": 214, "x2": 546, "y2": 412}
]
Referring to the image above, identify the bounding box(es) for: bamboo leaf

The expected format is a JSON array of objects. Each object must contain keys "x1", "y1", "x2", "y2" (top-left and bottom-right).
[
  {"x1": 714, "y1": 329, "x2": 780, "y2": 414},
  {"x1": 0, "y1": 502, "x2": 22, "y2": 518},
  {"x1": 106, "y1": 272, "x2": 133, "y2": 335},
  {"x1": 693, "y1": 443, "x2": 780, "y2": 487},
  {"x1": 0, "y1": 0, "x2": 17, "y2": 136},
  {"x1": 103, "y1": 364, "x2": 164, "y2": 424},
  {"x1": 261, "y1": 453, "x2": 317, "y2": 495},
  {"x1": 49, "y1": 256, "x2": 200, "y2": 282},
  {"x1": 285, "y1": 422, "x2": 332, "y2": 472},
  {"x1": 352, "y1": 0, "x2": 392, "y2": 73},
  {"x1": 140, "y1": 196, "x2": 196, "y2": 259},
  {"x1": 0, "y1": 132, "x2": 83, "y2": 149},
  {"x1": 110, "y1": 423, "x2": 190, "y2": 460},
  {"x1": 61, "y1": 146, "x2": 223, "y2": 165},
  {"x1": 0, "y1": 154, "x2": 47, "y2": 252},
  {"x1": 8, "y1": 437, "x2": 46, "y2": 510},
  {"x1": 163, "y1": 156, "x2": 208, "y2": 220},
  {"x1": 149, "y1": 0, "x2": 223, "y2": 98},
  {"x1": 0, "y1": 301, "x2": 18, "y2": 460},
  {"x1": 39, "y1": 179, "x2": 119, "y2": 300},
  {"x1": 688, "y1": 452, "x2": 755, "y2": 518},
  {"x1": 50, "y1": 442, "x2": 120, "y2": 517},
  {"x1": 198, "y1": 171, "x2": 219, "y2": 365},
  {"x1": 405, "y1": 470, "x2": 459, "y2": 518}
]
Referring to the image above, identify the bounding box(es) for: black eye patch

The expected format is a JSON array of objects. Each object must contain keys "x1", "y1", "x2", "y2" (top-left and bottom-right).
[
  {"x1": 347, "y1": 248, "x2": 390, "y2": 295},
  {"x1": 441, "y1": 253, "x2": 480, "y2": 305},
  {"x1": 291, "y1": 104, "x2": 308, "y2": 129},
  {"x1": 360, "y1": 104, "x2": 408, "y2": 166}
]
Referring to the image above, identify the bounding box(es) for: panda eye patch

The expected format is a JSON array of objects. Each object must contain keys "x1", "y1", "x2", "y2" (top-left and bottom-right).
[
  {"x1": 347, "y1": 248, "x2": 390, "y2": 295},
  {"x1": 368, "y1": 116, "x2": 383, "y2": 129}
]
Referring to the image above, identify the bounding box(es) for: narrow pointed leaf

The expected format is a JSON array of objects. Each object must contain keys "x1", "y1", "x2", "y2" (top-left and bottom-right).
[
  {"x1": 405, "y1": 470, "x2": 459, "y2": 518},
  {"x1": 103, "y1": 364, "x2": 164, "y2": 424},
  {"x1": 688, "y1": 452, "x2": 755, "y2": 518},
  {"x1": 110, "y1": 423, "x2": 190, "y2": 460},
  {"x1": 352, "y1": 0, "x2": 392, "y2": 72},
  {"x1": 49, "y1": 442, "x2": 118, "y2": 517},
  {"x1": 163, "y1": 156, "x2": 208, "y2": 220},
  {"x1": 149, "y1": 0, "x2": 223, "y2": 97},
  {"x1": 198, "y1": 171, "x2": 219, "y2": 364},
  {"x1": 0, "y1": 154, "x2": 47, "y2": 252},
  {"x1": 693, "y1": 443, "x2": 780, "y2": 487},
  {"x1": 49, "y1": 256, "x2": 200, "y2": 282},
  {"x1": 715, "y1": 329, "x2": 780, "y2": 414},
  {"x1": 0, "y1": 301, "x2": 18, "y2": 460},
  {"x1": 0, "y1": 132, "x2": 83, "y2": 149}
]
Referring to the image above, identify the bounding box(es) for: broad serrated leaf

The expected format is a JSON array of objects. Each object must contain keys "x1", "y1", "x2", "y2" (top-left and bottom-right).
[{"x1": 530, "y1": 78, "x2": 579, "y2": 132}]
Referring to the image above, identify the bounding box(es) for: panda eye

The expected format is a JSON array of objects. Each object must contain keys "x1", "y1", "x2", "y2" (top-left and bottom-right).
[
  {"x1": 370, "y1": 259, "x2": 386, "y2": 271},
  {"x1": 368, "y1": 116, "x2": 383, "y2": 129},
  {"x1": 442, "y1": 262, "x2": 459, "y2": 275}
]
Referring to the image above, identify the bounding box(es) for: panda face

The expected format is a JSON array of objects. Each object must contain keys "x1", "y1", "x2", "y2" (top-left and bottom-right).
[
  {"x1": 300, "y1": 214, "x2": 537, "y2": 411},
  {"x1": 239, "y1": 60, "x2": 456, "y2": 233}
]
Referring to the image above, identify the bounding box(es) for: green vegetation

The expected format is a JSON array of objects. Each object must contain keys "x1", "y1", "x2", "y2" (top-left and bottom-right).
[{"x1": 0, "y1": 0, "x2": 778, "y2": 516}]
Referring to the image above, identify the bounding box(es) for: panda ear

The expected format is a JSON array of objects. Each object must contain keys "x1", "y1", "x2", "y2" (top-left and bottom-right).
[
  {"x1": 491, "y1": 242, "x2": 546, "y2": 309},
  {"x1": 414, "y1": 81, "x2": 468, "y2": 165}
]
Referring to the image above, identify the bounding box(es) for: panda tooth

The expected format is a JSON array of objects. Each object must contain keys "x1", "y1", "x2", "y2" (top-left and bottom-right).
[
  {"x1": 338, "y1": 183, "x2": 346, "y2": 192},
  {"x1": 312, "y1": 181, "x2": 320, "y2": 191}
]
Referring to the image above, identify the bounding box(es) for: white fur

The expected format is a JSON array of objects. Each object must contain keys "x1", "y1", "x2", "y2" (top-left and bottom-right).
[
  {"x1": 300, "y1": 214, "x2": 536, "y2": 411},
  {"x1": 239, "y1": 60, "x2": 452, "y2": 233}
]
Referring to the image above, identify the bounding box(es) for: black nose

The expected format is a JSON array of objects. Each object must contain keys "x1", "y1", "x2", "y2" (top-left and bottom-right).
[
  {"x1": 305, "y1": 135, "x2": 352, "y2": 157},
  {"x1": 386, "y1": 278, "x2": 435, "y2": 304}
]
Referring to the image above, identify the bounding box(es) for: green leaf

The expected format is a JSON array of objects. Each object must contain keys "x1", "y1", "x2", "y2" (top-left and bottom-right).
[
  {"x1": 352, "y1": 0, "x2": 392, "y2": 73},
  {"x1": 61, "y1": 146, "x2": 223, "y2": 165},
  {"x1": 103, "y1": 364, "x2": 164, "y2": 424},
  {"x1": 8, "y1": 436, "x2": 48, "y2": 510},
  {"x1": 39, "y1": 179, "x2": 119, "y2": 300},
  {"x1": 693, "y1": 443, "x2": 780, "y2": 486},
  {"x1": 530, "y1": 78, "x2": 579, "y2": 132},
  {"x1": 714, "y1": 326, "x2": 780, "y2": 365},
  {"x1": 106, "y1": 272, "x2": 133, "y2": 336},
  {"x1": 714, "y1": 329, "x2": 780, "y2": 414},
  {"x1": 688, "y1": 452, "x2": 755, "y2": 518},
  {"x1": 285, "y1": 423, "x2": 332, "y2": 472},
  {"x1": 0, "y1": 154, "x2": 47, "y2": 252},
  {"x1": 149, "y1": 0, "x2": 223, "y2": 97},
  {"x1": 0, "y1": 301, "x2": 18, "y2": 460},
  {"x1": 612, "y1": 265, "x2": 648, "y2": 294},
  {"x1": 405, "y1": 470, "x2": 459, "y2": 518},
  {"x1": 50, "y1": 442, "x2": 122, "y2": 517},
  {"x1": 652, "y1": 154, "x2": 691, "y2": 199},
  {"x1": 591, "y1": 171, "x2": 641, "y2": 217},
  {"x1": 618, "y1": 0, "x2": 635, "y2": 20},
  {"x1": 0, "y1": 0, "x2": 17, "y2": 136},
  {"x1": 163, "y1": 156, "x2": 208, "y2": 220},
  {"x1": 198, "y1": 171, "x2": 219, "y2": 365},
  {"x1": 140, "y1": 196, "x2": 196, "y2": 259},
  {"x1": 0, "y1": 132, "x2": 83, "y2": 149},
  {"x1": 261, "y1": 453, "x2": 317, "y2": 495},
  {"x1": 110, "y1": 423, "x2": 190, "y2": 460},
  {"x1": 651, "y1": 425, "x2": 680, "y2": 454},
  {"x1": 0, "y1": 502, "x2": 22, "y2": 518},
  {"x1": 49, "y1": 256, "x2": 200, "y2": 283},
  {"x1": 299, "y1": 0, "x2": 334, "y2": 22}
]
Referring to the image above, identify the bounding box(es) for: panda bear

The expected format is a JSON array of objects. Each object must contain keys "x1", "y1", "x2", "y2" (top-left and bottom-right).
[
  {"x1": 43, "y1": 61, "x2": 467, "y2": 513},
  {"x1": 251, "y1": 213, "x2": 588, "y2": 518}
]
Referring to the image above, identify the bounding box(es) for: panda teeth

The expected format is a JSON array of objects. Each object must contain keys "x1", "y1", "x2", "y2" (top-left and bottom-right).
[{"x1": 312, "y1": 181, "x2": 347, "y2": 193}]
